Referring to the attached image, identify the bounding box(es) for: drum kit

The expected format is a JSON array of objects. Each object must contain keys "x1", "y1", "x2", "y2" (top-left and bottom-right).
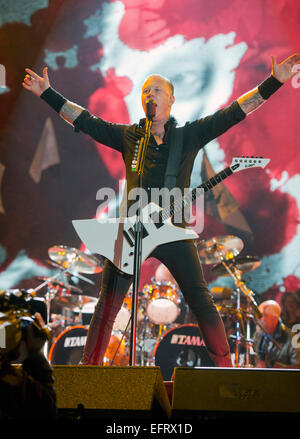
[
  {"x1": 33, "y1": 235, "x2": 262, "y2": 377},
  {"x1": 197, "y1": 235, "x2": 263, "y2": 368}
]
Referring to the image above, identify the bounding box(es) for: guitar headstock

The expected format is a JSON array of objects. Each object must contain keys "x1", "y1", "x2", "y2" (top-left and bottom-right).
[{"x1": 230, "y1": 156, "x2": 270, "y2": 172}]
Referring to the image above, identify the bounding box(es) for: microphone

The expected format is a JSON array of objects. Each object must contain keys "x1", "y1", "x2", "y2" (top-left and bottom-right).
[{"x1": 146, "y1": 99, "x2": 156, "y2": 120}]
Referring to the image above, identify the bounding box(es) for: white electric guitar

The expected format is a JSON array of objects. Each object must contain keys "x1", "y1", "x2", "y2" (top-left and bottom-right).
[{"x1": 72, "y1": 156, "x2": 270, "y2": 275}]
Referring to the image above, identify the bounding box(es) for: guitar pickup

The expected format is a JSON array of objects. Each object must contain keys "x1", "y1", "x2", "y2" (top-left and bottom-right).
[
  {"x1": 126, "y1": 224, "x2": 149, "y2": 243},
  {"x1": 123, "y1": 230, "x2": 134, "y2": 247}
]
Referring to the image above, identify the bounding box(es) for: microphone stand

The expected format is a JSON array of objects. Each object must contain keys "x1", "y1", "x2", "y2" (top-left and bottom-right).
[{"x1": 129, "y1": 114, "x2": 153, "y2": 366}]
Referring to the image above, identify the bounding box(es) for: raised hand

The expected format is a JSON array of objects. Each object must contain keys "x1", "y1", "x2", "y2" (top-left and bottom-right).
[
  {"x1": 22, "y1": 66, "x2": 50, "y2": 96},
  {"x1": 271, "y1": 53, "x2": 300, "y2": 83}
]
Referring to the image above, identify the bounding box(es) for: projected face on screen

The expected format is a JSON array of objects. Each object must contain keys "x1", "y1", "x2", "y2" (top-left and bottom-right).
[{"x1": 89, "y1": 1, "x2": 247, "y2": 126}]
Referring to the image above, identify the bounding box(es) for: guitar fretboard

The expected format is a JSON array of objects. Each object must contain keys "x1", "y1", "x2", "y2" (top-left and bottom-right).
[{"x1": 157, "y1": 165, "x2": 234, "y2": 222}]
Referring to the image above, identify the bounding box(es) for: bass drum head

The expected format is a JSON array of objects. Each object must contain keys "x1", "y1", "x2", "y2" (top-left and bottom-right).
[
  {"x1": 48, "y1": 326, "x2": 88, "y2": 365},
  {"x1": 153, "y1": 324, "x2": 215, "y2": 381}
]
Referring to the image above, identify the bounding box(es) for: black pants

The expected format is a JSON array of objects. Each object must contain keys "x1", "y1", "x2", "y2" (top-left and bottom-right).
[{"x1": 81, "y1": 239, "x2": 232, "y2": 366}]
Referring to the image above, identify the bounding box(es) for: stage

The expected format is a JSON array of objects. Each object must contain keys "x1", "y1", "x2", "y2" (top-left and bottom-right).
[{"x1": 52, "y1": 365, "x2": 300, "y2": 420}]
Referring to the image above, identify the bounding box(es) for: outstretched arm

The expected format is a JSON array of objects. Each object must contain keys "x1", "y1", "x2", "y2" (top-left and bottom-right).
[
  {"x1": 237, "y1": 53, "x2": 300, "y2": 114},
  {"x1": 22, "y1": 67, "x2": 124, "y2": 149},
  {"x1": 22, "y1": 67, "x2": 84, "y2": 126}
]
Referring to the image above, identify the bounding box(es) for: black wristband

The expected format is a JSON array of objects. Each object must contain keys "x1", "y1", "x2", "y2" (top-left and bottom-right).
[
  {"x1": 257, "y1": 75, "x2": 283, "y2": 100},
  {"x1": 40, "y1": 86, "x2": 67, "y2": 113}
]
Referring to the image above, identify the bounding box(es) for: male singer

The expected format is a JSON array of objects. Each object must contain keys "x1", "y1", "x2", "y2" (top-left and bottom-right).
[{"x1": 23, "y1": 53, "x2": 300, "y2": 367}]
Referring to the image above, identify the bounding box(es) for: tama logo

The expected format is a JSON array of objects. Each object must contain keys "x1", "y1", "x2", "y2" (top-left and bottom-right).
[
  {"x1": 170, "y1": 334, "x2": 205, "y2": 346},
  {"x1": 64, "y1": 336, "x2": 87, "y2": 348}
]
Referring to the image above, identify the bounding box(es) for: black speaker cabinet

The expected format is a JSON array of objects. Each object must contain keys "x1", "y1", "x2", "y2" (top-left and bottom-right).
[
  {"x1": 53, "y1": 365, "x2": 171, "y2": 418},
  {"x1": 172, "y1": 367, "x2": 300, "y2": 416}
]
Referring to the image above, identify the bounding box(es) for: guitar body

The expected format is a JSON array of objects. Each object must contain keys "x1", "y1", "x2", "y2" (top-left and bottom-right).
[
  {"x1": 72, "y1": 202, "x2": 198, "y2": 275},
  {"x1": 72, "y1": 157, "x2": 270, "y2": 275}
]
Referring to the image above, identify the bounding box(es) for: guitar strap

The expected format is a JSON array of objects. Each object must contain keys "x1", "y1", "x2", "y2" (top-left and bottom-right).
[
  {"x1": 164, "y1": 125, "x2": 184, "y2": 190},
  {"x1": 118, "y1": 123, "x2": 184, "y2": 216}
]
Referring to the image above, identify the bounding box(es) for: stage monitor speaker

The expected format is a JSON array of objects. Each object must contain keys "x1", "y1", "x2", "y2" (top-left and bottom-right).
[
  {"x1": 53, "y1": 366, "x2": 171, "y2": 418},
  {"x1": 172, "y1": 367, "x2": 300, "y2": 415}
]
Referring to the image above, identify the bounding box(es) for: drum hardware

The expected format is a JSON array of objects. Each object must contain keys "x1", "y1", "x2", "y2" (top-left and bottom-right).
[
  {"x1": 210, "y1": 286, "x2": 233, "y2": 306},
  {"x1": 46, "y1": 259, "x2": 96, "y2": 286},
  {"x1": 28, "y1": 267, "x2": 72, "y2": 325},
  {"x1": 217, "y1": 262, "x2": 260, "y2": 367},
  {"x1": 198, "y1": 235, "x2": 262, "y2": 367},
  {"x1": 72, "y1": 297, "x2": 98, "y2": 326},
  {"x1": 107, "y1": 305, "x2": 133, "y2": 366},
  {"x1": 27, "y1": 245, "x2": 102, "y2": 358},
  {"x1": 137, "y1": 317, "x2": 174, "y2": 367},
  {"x1": 103, "y1": 331, "x2": 130, "y2": 366},
  {"x1": 211, "y1": 256, "x2": 261, "y2": 277},
  {"x1": 102, "y1": 288, "x2": 138, "y2": 366},
  {"x1": 48, "y1": 245, "x2": 104, "y2": 274},
  {"x1": 197, "y1": 235, "x2": 244, "y2": 265},
  {"x1": 106, "y1": 283, "x2": 181, "y2": 367},
  {"x1": 109, "y1": 289, "x2": 154, "y2": 366},
  {"x1": 207, "y1": 244, "x2": 281, "y2": 365},
  {"x1": 35, "y1": 276, "x2": 83, "y2": 295}
]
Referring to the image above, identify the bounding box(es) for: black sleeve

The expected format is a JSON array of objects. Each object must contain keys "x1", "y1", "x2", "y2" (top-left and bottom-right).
[
  {"x1": 40, "y1": 86, "x2": 67, "y2": 112},
  {"x1": 40, "y1": 87, "x2": 126, "y2": 153},
  {"x1": 187, "y1": 100, "x2": 246, "y2": 148},
  {"x1": 73, "y1": 110, "x2": 126, "y2": 153}
]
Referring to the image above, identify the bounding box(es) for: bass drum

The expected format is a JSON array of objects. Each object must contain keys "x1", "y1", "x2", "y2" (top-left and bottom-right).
[
  {"x1": 48, "y1": 326, "x2": 88, "y2": 365},
  {"x1": 48, "y1": 326, "x2": 130, "y2": 366},
  {"x1": 153, "y1": 324, "x2": 215, "y2": 381}
]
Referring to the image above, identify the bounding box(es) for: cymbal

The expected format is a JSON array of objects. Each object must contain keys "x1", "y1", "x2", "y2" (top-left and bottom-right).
[
  {"x1": 210, "y1": 286, "x2": 233, "y2": 303},
  {"x1": 211, "y1": 256, "x2": 261, "y2": 277},
  {"x1": 35, "y1": 277, "x2": 83, "y2": 295},
  {"x1": 197, "y1": 235, "x2": 244, "y2": 264},
  {"x1": 52, "y1": 294, "x2": 96, "y2": 310},
  {"x1": 48, "y1": 245, "x2": 104, "y2": 274},
  {"x1": 45, "y1": 260, "x2": 96, "y2": 286}
]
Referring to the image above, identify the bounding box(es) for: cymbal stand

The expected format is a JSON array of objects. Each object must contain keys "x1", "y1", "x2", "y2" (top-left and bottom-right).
[
  {"x1": 216, "y1": 252, "x2": 260, "y2": 367},
  {"x1": 27, "y1": 257, "x2": 80, "y2": 356},
  {"x1": 220, "y1": 259, "x2": 283, "y2": 358},
  {"x1": 28, "y1": 269, "x2": 68, "y2": 322},
  {"x1": 232, "y1": 287, "x2": 242, "y2": 367},
  {"x1": 244, "y1": 309, "x2": 254, "y2": 367}
]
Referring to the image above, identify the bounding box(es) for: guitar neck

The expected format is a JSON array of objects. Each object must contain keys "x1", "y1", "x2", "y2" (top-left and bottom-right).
[{"x1": 160, "y1": 165, "x2": 234, "y2": 222}]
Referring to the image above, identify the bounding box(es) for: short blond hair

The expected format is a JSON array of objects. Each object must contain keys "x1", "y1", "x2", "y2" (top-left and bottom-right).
[{"x1": 143, "y1": 74, "x2": 174, "y2": 96}]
